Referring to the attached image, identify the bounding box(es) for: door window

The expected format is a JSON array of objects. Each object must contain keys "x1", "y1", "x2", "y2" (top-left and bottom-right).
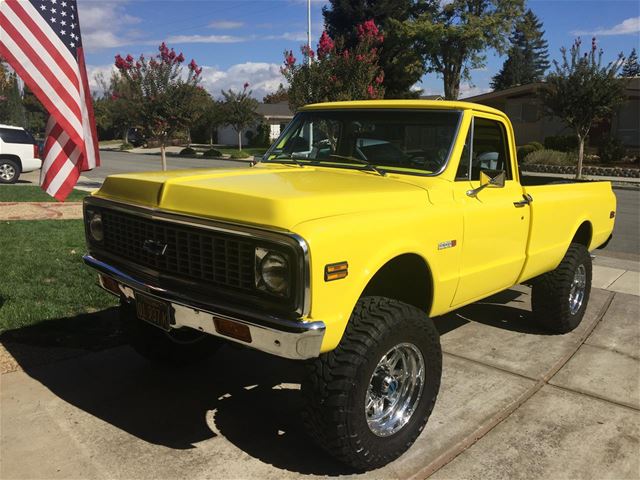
[{"x1": 455, "y1": 117, "x2": 512, "y2": 181}]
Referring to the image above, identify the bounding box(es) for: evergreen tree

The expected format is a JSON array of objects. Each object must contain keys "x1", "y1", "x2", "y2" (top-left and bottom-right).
[
  {"x1": 323, "y1": 0, "x2": 424, "y2": 98},
  {"x1": 491, "y1": 9, "x2": 549, "y2": 90},
  {"x1": 622, "y1": 48, "x2": 639, "y2": 77}
]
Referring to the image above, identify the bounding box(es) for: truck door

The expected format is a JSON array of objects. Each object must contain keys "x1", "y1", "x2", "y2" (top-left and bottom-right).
[{"x1": 451, "y1": 114, "x2": 530, "y2": 306}]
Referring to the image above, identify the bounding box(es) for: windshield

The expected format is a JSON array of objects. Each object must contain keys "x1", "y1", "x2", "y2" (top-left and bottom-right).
[{"x1": 264, "y1": 109, "x2": 462, "y2": 175}]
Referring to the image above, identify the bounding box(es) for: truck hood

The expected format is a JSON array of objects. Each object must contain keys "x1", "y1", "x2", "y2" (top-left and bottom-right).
[{"x1": 95, "y1": 164, "x2": 429, "y2": 230}]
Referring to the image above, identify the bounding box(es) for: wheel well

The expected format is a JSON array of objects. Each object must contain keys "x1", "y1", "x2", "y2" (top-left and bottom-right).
[
  {"x1": 572, "y1": 221, "x2": 592, "y2": 248},
  {"x1": 0, "y1": 154, "x2": 22, "y2": 170},
  {"x1": 361, "y1": 254, "x2": 432, "y2": 313}
]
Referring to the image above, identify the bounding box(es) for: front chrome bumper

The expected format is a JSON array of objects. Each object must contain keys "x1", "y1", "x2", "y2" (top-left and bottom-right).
[{"x1": 83, "y1": 255, "x2": 325, "y2": 360}]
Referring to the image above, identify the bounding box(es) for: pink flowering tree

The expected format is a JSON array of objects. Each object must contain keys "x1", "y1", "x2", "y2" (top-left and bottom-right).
[
  {"x1": 114, "y1": 43, "x2": 203, "y2": 169},
  {"x1": 282, "y1": 20, "x2": 385, "y2": 110}
]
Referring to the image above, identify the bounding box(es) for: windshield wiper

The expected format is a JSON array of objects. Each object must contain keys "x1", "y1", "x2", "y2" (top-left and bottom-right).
[
  {"x1": 328, "y1": 154, "x2": 387, "y2": 177},
  {"x1": 269, "y1": 153, "x2": 307, "y2": 167}
]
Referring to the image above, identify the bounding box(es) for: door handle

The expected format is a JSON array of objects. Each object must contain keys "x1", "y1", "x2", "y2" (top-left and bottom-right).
[{"x1": 513, "y1": 193, "x2": 533, "y2": 208}]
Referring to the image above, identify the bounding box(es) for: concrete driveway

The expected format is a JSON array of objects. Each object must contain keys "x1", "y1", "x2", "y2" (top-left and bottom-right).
[{"x1": 1, "y1": 254, "x2": 638, "y2": 479}]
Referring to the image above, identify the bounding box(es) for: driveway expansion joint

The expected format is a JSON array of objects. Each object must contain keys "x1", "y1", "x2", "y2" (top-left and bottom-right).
[{"x1": 413, "y1": 290, "x2": 617, "y2": 480}]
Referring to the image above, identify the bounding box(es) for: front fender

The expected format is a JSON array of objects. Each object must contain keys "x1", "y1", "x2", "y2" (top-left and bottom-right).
[{"x1": 294, "y1": 206, "x2": 463, "y2": 352}]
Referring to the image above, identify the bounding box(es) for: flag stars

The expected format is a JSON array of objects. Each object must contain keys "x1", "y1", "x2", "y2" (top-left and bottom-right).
[
  {"x1": 60, "y1": 30, "x2": 66, "y2": 36},
  {"x1": 50, "y1": 16, "x2": 56, "y2": 22},
  {"x1": 50, "y1": 7, "x2": 56, "y2": 13}
]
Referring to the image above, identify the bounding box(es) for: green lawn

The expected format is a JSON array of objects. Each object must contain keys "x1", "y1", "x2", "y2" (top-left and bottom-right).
[
  {"x1": 0, "y1": 185, "x2": 88, "y2": 202},
  {"x1": 0, "y1": 220, "x2": 117, "y2": 337}
]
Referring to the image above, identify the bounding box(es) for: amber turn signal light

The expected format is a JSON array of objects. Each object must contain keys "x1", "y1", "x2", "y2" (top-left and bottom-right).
[
  {"x1": 325, "y1": 261, "x2": 348, "y2": 281},
  {"x1": 100, "y1": 275, "x2": 121, "y2": 296},
  {"x1": 214, "y1": 317, "x2": 252, "y2": 343}
]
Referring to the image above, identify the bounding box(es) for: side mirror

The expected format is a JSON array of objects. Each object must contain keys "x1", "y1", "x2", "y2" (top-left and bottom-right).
[{"x1": 466, "y1": 170, "x2": 506, "y2": 198}]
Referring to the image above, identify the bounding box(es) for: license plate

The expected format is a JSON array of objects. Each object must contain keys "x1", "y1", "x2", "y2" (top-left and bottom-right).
[{"x1": 135, "y1": 293, "x2": 172, "y2": 331}]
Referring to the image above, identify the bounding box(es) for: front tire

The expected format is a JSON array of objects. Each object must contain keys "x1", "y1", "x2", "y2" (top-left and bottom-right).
[
  {"x1": 0, "y1": 158, "x2": 20, "y2": 184},
  {"x1": 531, "y1": 243, "x2": 592, "y2": 333},
  {"x1": 302, "y1": 297, "x2": 442, "y2": 471},
  {"x1": 120, "y1": 301, "x2": 222, "y2": 366}
]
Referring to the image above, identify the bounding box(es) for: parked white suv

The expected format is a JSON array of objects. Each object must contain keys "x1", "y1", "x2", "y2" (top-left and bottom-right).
[{"x1": 0, "y1": 125, "x2": 42, "y2": 184}]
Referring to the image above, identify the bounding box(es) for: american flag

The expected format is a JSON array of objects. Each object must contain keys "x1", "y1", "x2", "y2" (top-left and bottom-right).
[{"x1": 0, "y1": 0, "x2": 99, "y2": 201}]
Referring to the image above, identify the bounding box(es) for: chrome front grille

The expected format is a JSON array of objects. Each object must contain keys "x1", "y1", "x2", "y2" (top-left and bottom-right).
[{"x1": 101, "y1": 209, "x2": 255, "y2": 291}]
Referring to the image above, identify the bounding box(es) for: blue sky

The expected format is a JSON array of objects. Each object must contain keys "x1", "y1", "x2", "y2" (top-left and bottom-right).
[{"x1": 79, "y1": 0, "x2": 640, "y2": 100}]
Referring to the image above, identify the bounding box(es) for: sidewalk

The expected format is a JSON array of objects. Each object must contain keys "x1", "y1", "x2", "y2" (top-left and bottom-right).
[
  {"x1": 0, "y1": 201, "x2": 83, "y2": 220},
  {"x1": 1, "y1": 253, "x2": 638, "y2": 479}
]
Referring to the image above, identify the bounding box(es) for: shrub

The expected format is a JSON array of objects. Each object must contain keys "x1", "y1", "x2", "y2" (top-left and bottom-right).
[
  {"x1": 250, "y1": 123, "x2": 271, "y2": 147},
  {"x1": 179, "y1": 147, "x2": 197, "y2": 156},
  {"x1": 522, "y1": 149, "x2": 576, "y2": 166},
  {"x1": 202, "y1": 148, "x2": 222, "y2": 158},
  {"x1": 527, "y1": 141, "x2": 544, "y2": 151},
  {"x1": 119, "y1": 142, "x2": 134, "y2": 151},
  {"x1": 517, "y1": 145, "x2": 537, "y2": 163},
  {"x1": 598, "y1": 135, "x2": 625, "y2": 164},
  {"x1": 229, "y1": 150, "x2": 252, "y2": 159},
  {"x1": 544, "y1": 135, "x2": 579, "y2": 152}
]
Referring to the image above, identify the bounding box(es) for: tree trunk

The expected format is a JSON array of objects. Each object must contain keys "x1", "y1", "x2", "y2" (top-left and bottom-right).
[
  {"x1": 160, "y1": 143, "x2": 167, "y2": 171},
  {"x1": 209, "y1": 128, "x2": 213, "y2": 146},
  {"x1": 443, "y1": 70, "x2": 460, "y2": 100},
  {"x1": 122, "y1": 127, "x2": 129, "y2": 144},
  {"x1": 238, "y1": 130, "x2": 242, "y2": 151},
  {"x1": 576, "y1": 134, "x2": 584, "y2": 179}
]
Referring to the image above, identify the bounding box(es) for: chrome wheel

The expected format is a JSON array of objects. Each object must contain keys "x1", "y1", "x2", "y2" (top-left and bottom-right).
[
  {"x1": 0, "y1": 163, "x2": 16, "y2": 181},
  {"x1": 569, "y1": 264, "x2": 586, "y2": 315},
  {"x1": 365, "y1": 342, "x2": 425, "y2": 437}
]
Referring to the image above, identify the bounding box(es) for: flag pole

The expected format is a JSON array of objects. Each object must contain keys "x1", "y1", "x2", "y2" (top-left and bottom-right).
[{"x1": 307, "y1": 0, "x2": 311, "y2": 66}]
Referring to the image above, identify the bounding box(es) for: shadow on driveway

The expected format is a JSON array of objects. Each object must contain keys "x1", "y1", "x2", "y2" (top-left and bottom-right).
[{"x1": 2, "y1": 287, "x2": 550, "y2": 476}]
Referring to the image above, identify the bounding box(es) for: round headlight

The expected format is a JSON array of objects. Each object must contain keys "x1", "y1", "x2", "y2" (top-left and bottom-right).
[
  {"x1": 89, "y1": 212, "x2": 104, "y2": 242},
  {"x1": 260, "y1": 251, "x2": 289, "y2": 295}
]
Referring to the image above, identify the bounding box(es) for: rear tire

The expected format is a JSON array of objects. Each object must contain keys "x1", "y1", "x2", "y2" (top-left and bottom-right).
[
  {"x1": 301, "y1": 297, "x2": 442, "y2": 471},
  {"x1": 0, "y1": 158, "x2": 20, "y2": 184},
  {"x1": 531, "y1": 243, "x2": 592, "y2": 333},
  {"x1": 120, "y1": 301, "x2": 222, "y2": 366}
]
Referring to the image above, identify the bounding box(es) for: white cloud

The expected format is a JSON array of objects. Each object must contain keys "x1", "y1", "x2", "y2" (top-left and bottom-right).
[
  {"x1": 165, "y1": 34, "x2": 246, "y2": 44},
  {"x1": 77, "y1": 1, "x2": 142, "y2": 51},
  {"x1": 86, "y1": 64, "x2": 117, "y2": 94},
  {"x1": 200, "y1": 62, "x2": 285, "y2": 100},
  {"x1": 264, "y1": 32, "x2": 309, "y2": 42},
  {"x1": 209, "y1": 20, "x2": 244, "y2": 30},
  {"x1": 572, "y1": 17, "x2": 640, "y2": 36},
  {"x1": 458, "y1": 83, "x2": 491, "y2": 99}
]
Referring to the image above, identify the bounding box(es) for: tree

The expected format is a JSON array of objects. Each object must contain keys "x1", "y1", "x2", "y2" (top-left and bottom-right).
[
  {"x1": 491, "y1": 9, "x2": 550, "y2": 90},
  {"x1": 263, "y1": 83, "x2": 289, "y2": 104},
  {"x1": 282, "y1": 21, "x2": 385, "y2": 110},
  {"x1": 221, "y1": 83, "x2": 260, "y2": 151},
  {"x1": 323, "y1": 0, "x2": 423, "y2": 98},
  {"x1": 622, "y1": 48, "x2": 639, "y2": 77},
  {"x1": 114, "y1": 43, "x2": 203, "y2": 170},
  {"x1": 404, "y1": 0, "x2": 524, "y2": 99},
  {"x1": 95, "y1": 70, "x2": 143, "y2": 144},
  {"x1": 541, "y1": 38, "x2": 626, "y2": 178},
  {"x1": 0, "y1": 71, "x2": 25, "y2": 127}
]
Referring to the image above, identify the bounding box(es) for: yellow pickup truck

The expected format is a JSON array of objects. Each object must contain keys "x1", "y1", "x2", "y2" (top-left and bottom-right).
[{"x1": 83, "y1": 100, "x2": 616, "y2": 470}]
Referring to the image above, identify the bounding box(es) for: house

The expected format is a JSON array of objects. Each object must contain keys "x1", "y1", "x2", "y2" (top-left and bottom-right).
[
  {"x1": 463, "y1": 78, "x2": 640, "y2": 148},
  {"x1": 217, "y1": 101, "x2": 294, "y2": 146}
]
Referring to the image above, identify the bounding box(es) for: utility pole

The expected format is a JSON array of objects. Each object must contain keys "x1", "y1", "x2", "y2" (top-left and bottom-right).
[{"x1": 307, "y1": 0, "x2": 311, "y2": 66}]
